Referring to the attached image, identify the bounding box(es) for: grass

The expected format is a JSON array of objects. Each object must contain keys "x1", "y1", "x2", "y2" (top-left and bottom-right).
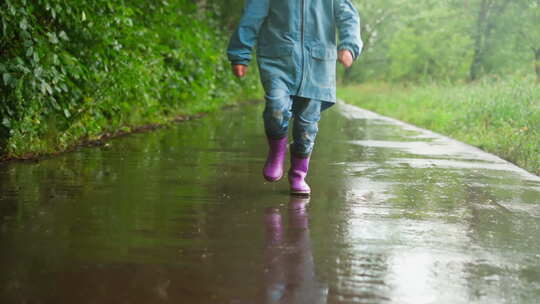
[
  {"x1": 0, "y1": 88, "x2": 262, "y2": 163},
  {"x1": 337, "y1": 77, "x2": 540, "y2": 175}
]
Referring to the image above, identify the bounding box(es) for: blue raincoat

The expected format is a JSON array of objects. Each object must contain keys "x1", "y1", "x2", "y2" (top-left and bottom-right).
[{"x1": 227, "y1": 0, "x2": 363, "y2": 104}]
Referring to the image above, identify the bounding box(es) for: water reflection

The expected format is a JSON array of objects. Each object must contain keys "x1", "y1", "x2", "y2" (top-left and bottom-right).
[{"x1": 259, "y1": 196, "x2": 328, "y2": 304}]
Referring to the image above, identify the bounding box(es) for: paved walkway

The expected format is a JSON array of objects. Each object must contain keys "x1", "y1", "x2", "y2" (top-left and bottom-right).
[{"x1": 0, "y1": 101, "x2": 539, "y2": 303}]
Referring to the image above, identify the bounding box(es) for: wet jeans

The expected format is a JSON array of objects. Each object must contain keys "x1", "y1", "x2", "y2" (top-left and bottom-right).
[{"x1": 263, "y1": 88, "x2": 330, "y2": 157}]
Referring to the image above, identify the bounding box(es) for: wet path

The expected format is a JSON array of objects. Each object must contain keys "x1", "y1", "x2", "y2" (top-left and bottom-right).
[{"x1": 1, "y1": 101, "x2": 539, "y2": 303}]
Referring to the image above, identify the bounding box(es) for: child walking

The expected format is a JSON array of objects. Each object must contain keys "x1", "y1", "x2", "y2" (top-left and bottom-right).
[{"x1": 227, "y1": 0, "x2": 362, "y2": 195}]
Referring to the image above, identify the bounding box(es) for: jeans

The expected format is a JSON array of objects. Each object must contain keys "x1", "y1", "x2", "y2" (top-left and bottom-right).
[{"x1": 263, "y1": 87, "x2": 331, "y2": 157}]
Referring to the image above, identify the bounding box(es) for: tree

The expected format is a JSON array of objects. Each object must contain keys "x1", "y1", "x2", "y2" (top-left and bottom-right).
[
  {"x1": 468, "y1": 0, "x2": 512, "y2": 81},
  {"x1": 514, "y1": 0, "x2": 540, "y2": 82}
]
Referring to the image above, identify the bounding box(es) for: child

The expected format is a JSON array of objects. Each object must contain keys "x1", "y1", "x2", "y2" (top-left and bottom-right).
[{"x1": 227, "y1": 0, "x2": 362, "y2": 195}]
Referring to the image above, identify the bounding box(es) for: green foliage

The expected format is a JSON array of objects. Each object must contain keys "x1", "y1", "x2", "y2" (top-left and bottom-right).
[
  {"x1": 345, "y1": 0, "x2": 540, "y2": 83},
  {"x1": 0, "y1": 0, "x2": 259, "y2": 157},
  {"x1": 338, "y1": 75, "x2": 540, "y2": 175},
  {"x1": 205, "y1": 0, "x2": 246, "y2": 29}
]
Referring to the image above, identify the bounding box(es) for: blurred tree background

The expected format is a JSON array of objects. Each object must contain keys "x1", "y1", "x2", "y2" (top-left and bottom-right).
[{"x1": 343, "y1": 0, "x2": 540, "y2": 83}]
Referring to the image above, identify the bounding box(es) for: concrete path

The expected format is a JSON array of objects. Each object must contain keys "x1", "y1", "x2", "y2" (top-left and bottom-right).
[{"x1": 0, "y1": 101, "x2": 539, "y2": 303}]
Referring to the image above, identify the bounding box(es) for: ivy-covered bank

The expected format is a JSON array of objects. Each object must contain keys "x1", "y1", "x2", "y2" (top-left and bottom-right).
[{"x1": 0, "y1": 0, "x2": 259, "y2": 160}]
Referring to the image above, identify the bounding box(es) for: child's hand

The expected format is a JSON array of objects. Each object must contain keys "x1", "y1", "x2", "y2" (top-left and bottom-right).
[
  {"x1": 338, "y1": 49, "x2": 353, "y2": 69},
  {"x1": 232, "y1": 64, "x2": 247, "y2": 78}
]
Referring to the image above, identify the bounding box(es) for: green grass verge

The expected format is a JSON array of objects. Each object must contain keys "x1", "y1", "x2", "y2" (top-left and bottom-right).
[
  {"x1": 0, "y1": 85, "x2": 262, "y2": 162},
  {"x1": 338, "y1": 77, "x2": 539, "y2": 175}
]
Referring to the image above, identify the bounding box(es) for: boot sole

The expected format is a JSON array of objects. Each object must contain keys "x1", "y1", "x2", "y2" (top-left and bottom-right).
[
  {"x1": 290, "y1": 189, "x2": 311, "y2": 196},
  {"x1": 263, "y1": 173, "x2": 283, "y2": 182}
]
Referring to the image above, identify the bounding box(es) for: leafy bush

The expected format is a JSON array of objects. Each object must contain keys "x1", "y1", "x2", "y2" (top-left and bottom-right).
[{"x1": 0, "y1": 0, "x2": 259, "y2": 157}]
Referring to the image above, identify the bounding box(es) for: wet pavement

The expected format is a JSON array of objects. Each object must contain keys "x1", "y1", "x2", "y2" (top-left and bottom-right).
[{"x1": 1, "y1": 101, "x2": 539, "y2": 304}]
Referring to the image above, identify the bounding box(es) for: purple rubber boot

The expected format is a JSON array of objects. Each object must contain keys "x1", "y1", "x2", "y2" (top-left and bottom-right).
[
  {"x1": 288, "y1": 154, "x2": 311, "y2": 195},
  {"x1": 263, "y1": 136, "x2": 288, "y2": 182}
]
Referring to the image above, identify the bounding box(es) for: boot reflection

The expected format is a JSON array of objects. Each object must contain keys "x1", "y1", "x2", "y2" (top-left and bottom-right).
[
  {"x1": 262, "y1": 207, "x2": 286, "y2": 303},
  {"x1": 260, "y1": 196, "x2": 327, "y2": 304},
  {"x1": 264, "y1": 207, "x2": 284, "y2": 245},
  {"x1": 288, "y1": 196, "x2": 309, "y2": 230}
]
